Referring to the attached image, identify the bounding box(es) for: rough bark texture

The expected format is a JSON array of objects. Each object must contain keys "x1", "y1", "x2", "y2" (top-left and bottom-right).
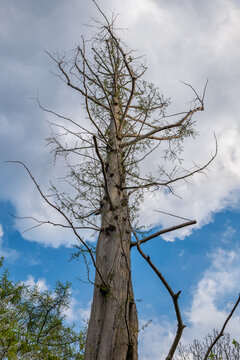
[
  {"x1": 84, "y1": 100, "x2": 138, "y2": 359},
  {"x1": 84, "y1": 214, "x2": 138, "y2": 360}
]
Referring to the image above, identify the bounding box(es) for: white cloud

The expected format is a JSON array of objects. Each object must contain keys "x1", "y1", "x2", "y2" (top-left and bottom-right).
[
  {"x1": 184, "y1": 248, "x2": 240, "y2": 343},
  {"x1": 63, "y1": 297, "x2": 91, "y2": 324},
  {"x1": 24, "y1": 274, "x2": 48, "y2": 292},
  {"x1": 222, "y1": 224, "x2": 236, "y2": 243},
  {"x1": 1, "y1": 0, "x2": 240, "y2": 246},
  {"x1": 0, "y1": 223, "x2": 19, "y2": 261},
  {"x1": 139, "y1": 318, "x2": 176, "y2": 360},
  {"x1": 0, "y1": 224, "x2": 3, "y2": 238},
  {"x1": 125, "y1": 0, "x2": 240, "y2": 240}
]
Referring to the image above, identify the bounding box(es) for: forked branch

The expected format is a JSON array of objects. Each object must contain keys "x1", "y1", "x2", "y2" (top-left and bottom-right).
[{"x1": 121, "y1": 106, "x2": 203, "y2": 148}]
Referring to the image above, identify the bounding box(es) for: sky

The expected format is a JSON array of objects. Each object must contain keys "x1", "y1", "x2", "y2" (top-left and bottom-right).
[{"x1": 1, "y1": 0, "x2": 240, "y2": 359}]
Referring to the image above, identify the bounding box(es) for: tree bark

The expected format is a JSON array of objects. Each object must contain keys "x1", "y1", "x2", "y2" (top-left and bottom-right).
[
  {"x1": 84, "y1": 221, "x2": 138, "y2": 360},
  {"x1": 84, "y1": 99, "x2": 138, "y2": 359}
]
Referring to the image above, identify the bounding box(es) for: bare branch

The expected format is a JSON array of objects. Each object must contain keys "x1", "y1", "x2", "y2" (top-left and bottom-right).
[
  {"x1": 125, "y1": 114, "x2": 159, "y2": 129},
  {"x1": 154, "y1": 210, "x2": 193, "y2": 221},
  {"x1": 45, "y1": 50, "x2": 110, "y2": 112},
  {"x1": 121, "y1": 106, "x2": 203, "y2": 148},
  {"x1": 10, "y1": 214, "x2": 100, "y2": 235},
  {"x1": 131, "y1": 220, "x2": 196, "y2": 247},
  {"x1": 130, "y1": 221, "x2": 186, "y2": 360},
  {"x1": 78, "y1": 44, "x2": 116, "y2": 121},
  {"x1": 123, "y1": 132, "x2": 184, "y2": 141},
  {"x1": 36, "y1": 98, "x2": 93, "y2": 136},
  {"x1": 80, "y1": 41, "x2": 112, "y2": 145},
  {"x1": 92, "y1": 0, "x2": 111, "y2": 26},
  {"x1": 125, "y1": 138, "x2": 218, "y2": 193},
  {"x1": 104, "y1": 26, "x2": 137, "y2": 128},
  {"x1": 5, "y1": 161, "x2": 107, "y2": 289}
]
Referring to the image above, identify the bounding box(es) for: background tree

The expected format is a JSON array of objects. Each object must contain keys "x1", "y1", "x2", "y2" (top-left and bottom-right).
[
  {"x1": 10, "y1": 3, "x2": 219, "y2": 360},
  {"x1": 175, "y1": 330, "x2": 240, "y2": 360},
  {"x1": 0, "y1": 258, "x2": 85, "y2": 359}
]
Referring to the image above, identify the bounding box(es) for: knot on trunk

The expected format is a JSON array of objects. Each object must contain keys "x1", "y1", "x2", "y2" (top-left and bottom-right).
[{"x1": 101, "y1": 224, "x2": 116, "y2": 235}]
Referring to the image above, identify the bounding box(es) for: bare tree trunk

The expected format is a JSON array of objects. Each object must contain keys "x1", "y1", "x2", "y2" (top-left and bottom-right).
[
  {"x1": 84, "y1": 226, "x2": 138, "y2": 360},
  {"x1": 84, "y1": 101, "x2": 138, "y2": 359}
]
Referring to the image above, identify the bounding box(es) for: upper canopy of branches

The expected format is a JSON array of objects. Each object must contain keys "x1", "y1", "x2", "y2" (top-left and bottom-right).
[{"x1": 36, "y1": 4, "x2": 215, "y2": 233}]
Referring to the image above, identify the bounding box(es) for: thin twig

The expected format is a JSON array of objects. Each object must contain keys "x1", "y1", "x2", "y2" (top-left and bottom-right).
[
  {"x1": 5, "y1": 161, "x2": 107, "y2": 289},
  {"x1": 125, "y1": 137, "x2": 218, "y2": 193},
  {"x1": 203, "y1": 294, "x2": 240, "y2": 360},
  {"x1": 154, "y1": 210, "x2": 192, "y2": 222}
]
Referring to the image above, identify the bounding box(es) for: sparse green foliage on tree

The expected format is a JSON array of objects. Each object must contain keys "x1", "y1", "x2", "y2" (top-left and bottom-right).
[{"x1": 233, "y1": 340, "x2": 240, "y2": 350}]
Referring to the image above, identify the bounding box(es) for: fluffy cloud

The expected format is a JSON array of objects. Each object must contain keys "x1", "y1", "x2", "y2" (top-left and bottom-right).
[
  {"x1": 23, "y1": 274, "x2": 48, "y2": 292},
  {"x1": 0, "y1": 224, "x2": 19, "y2": 261},
  {"x1": 63, "y1": 297, "x2": 91, "y2": 325},
  {"x1": 123, "y1": 0, "x2": 240, "y2": 240},
  {"x1": 139, "y1": 319, "x2": 176, "y2": 360},
  {"x1": 1, "y1": 0, "x2": 240, "y2": 246},
  {"x1": 184, "y1": 248, "x2": 240, "y2": 343}
]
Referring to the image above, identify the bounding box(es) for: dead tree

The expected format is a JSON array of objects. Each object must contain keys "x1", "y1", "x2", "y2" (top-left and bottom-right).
[{"x1": 10, "y1": 4, "x2": 219, "y2": 360}]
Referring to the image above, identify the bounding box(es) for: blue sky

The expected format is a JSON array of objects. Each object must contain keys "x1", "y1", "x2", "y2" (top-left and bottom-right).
[
  {"x1": 1, "y1": 0, "x2": 240, "y2": 359},
  {"x1": 1, "y1": 199, "x2": 240, "y2": 358}
]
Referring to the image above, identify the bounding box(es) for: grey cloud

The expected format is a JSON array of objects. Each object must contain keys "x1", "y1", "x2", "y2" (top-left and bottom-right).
[{"x1": 1, "y1": 0, "x2": 240, "y2": 246}]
